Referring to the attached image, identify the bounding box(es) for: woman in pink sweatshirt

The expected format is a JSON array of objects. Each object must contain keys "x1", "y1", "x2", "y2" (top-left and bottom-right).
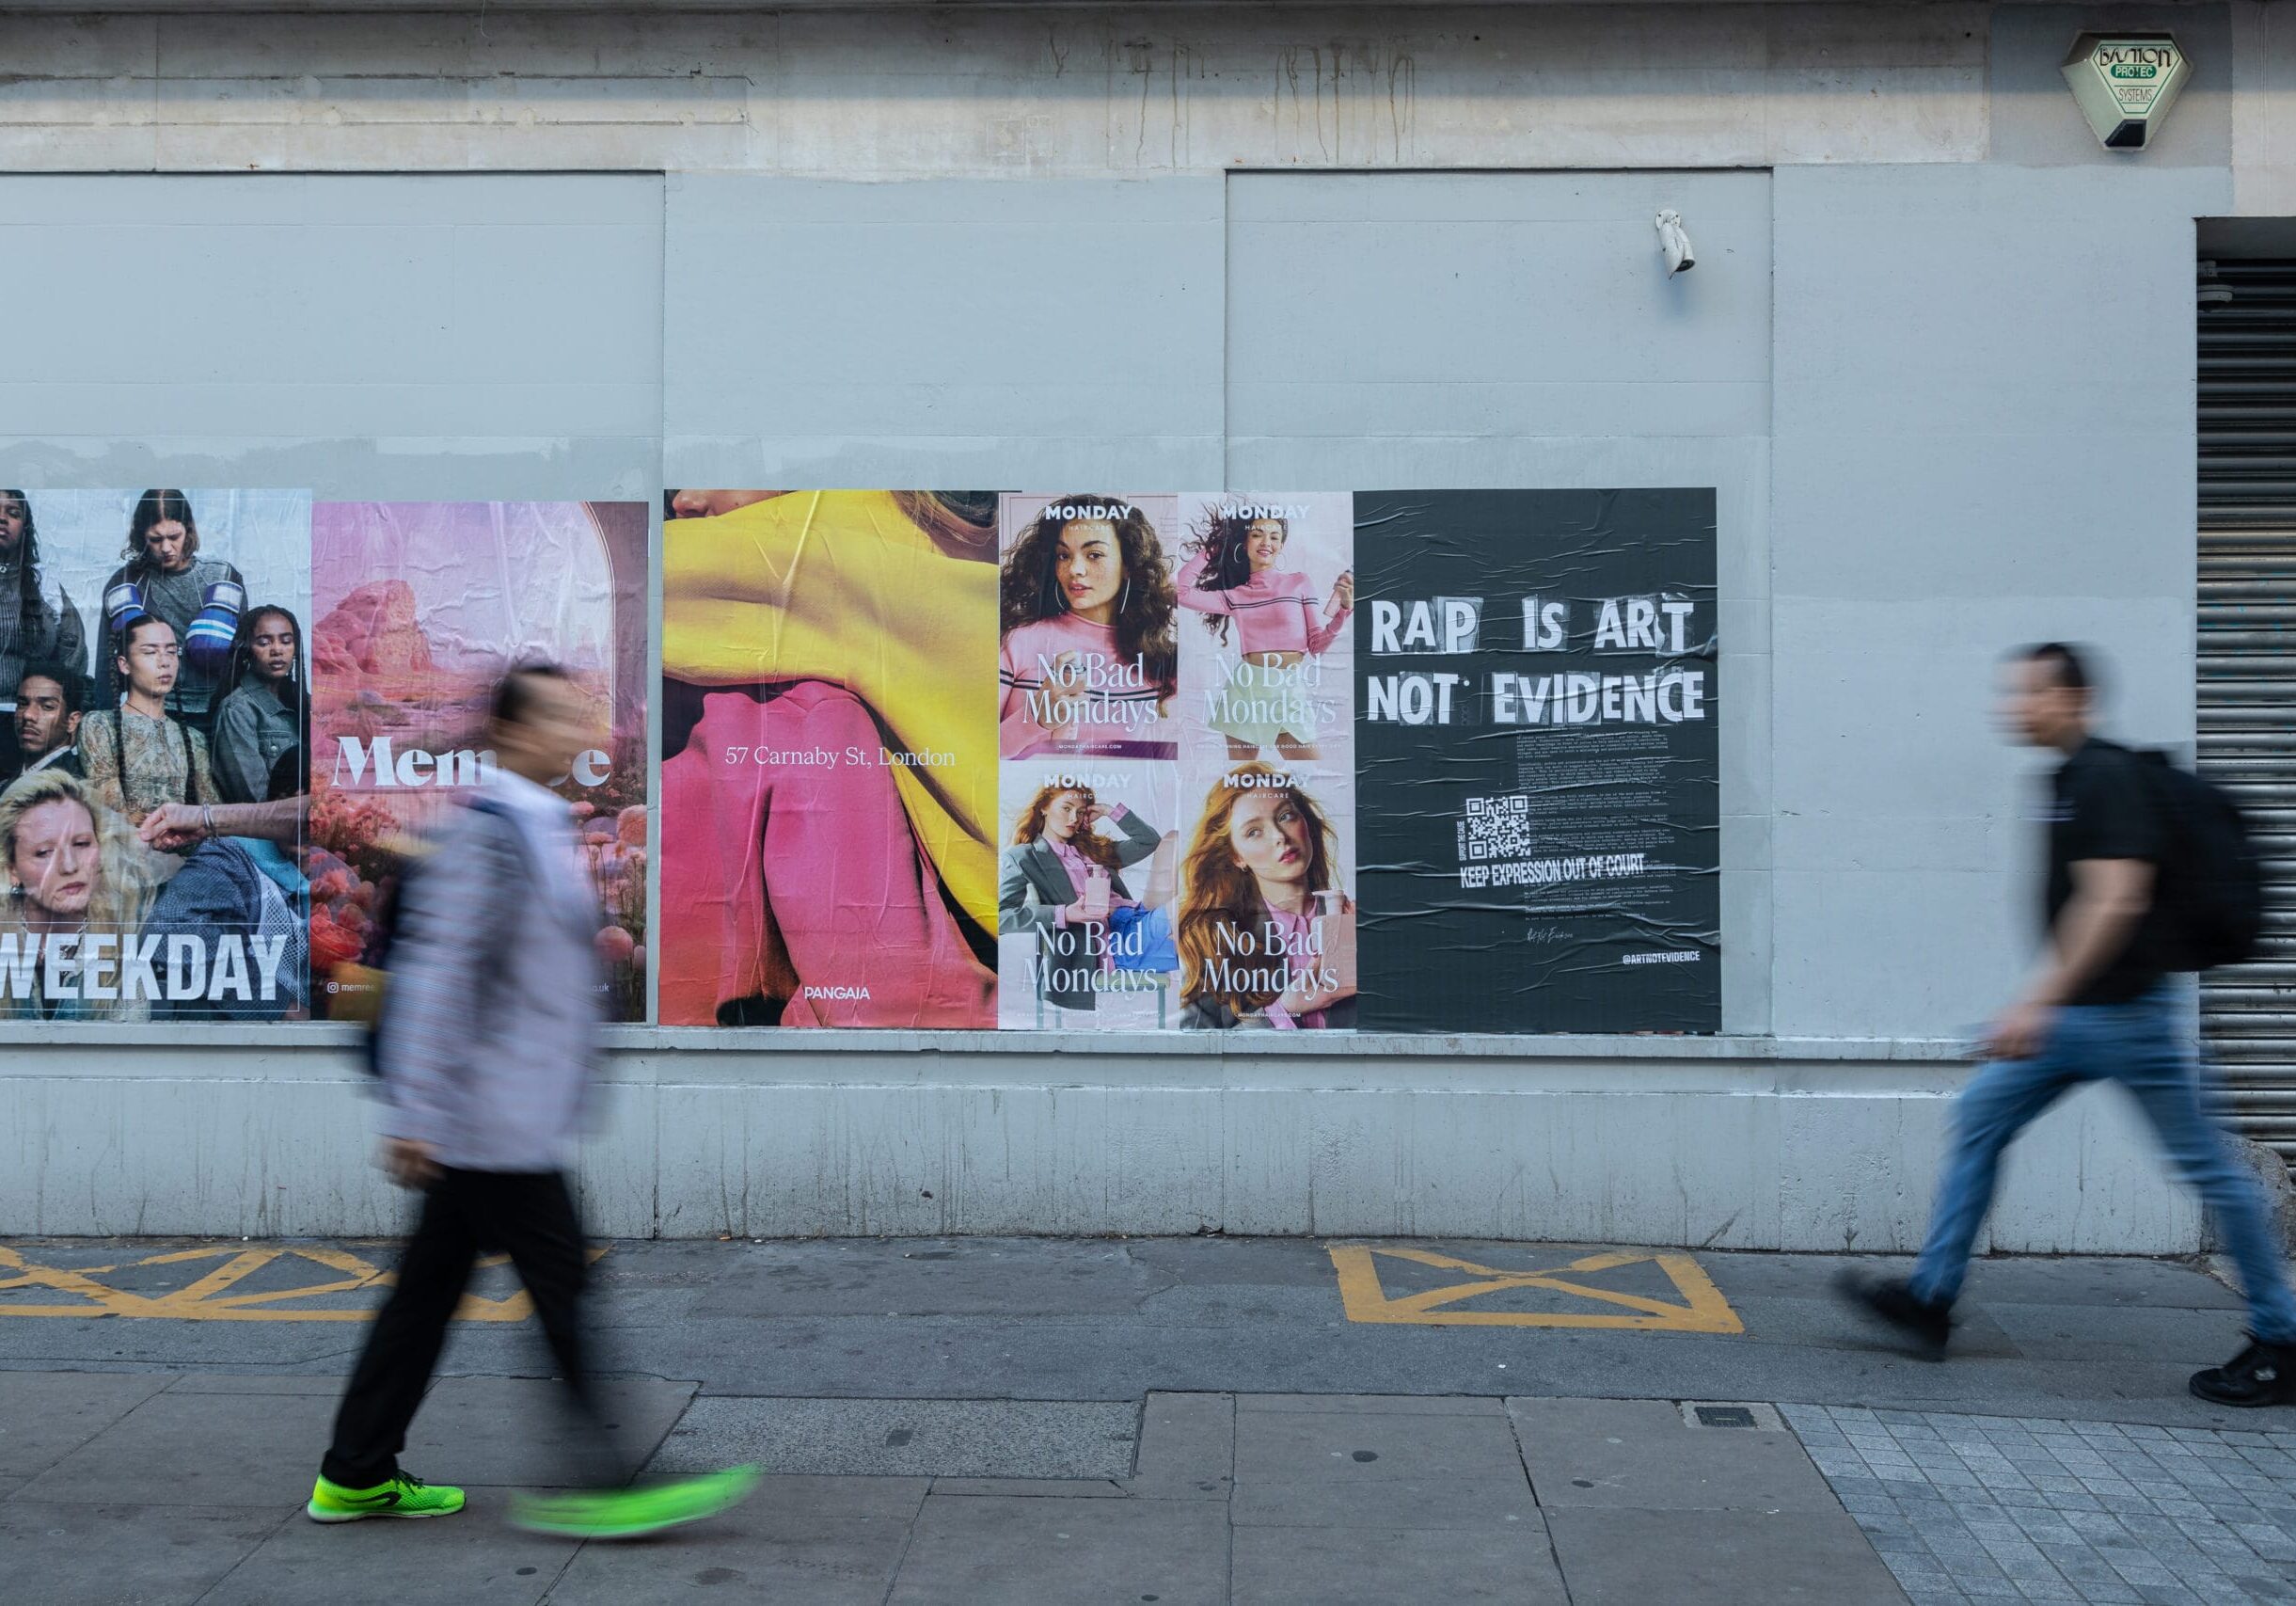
[
  {"x1": 1176, "y1": 509, "x2": 1354, "y2": 762},
  {"x1": 998, "y1": 498, "x2": 1179, "y2": 760}
]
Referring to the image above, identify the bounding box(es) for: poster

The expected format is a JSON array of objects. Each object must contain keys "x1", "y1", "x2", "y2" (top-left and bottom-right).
[
  {"x1": 993, "y1": 493, "x2": 1184, "y2": 1026},
  {"x1": 1354, "y1": 489, "x2": 1718, "y2": 1034},
  {"x1": 306, "y1": 501, "x2": 650, "y2": 1023},
  {"x1": 995, "y1": 755, "x2": 1179, "y2": 1029},
  {"x1": 657, "y1": 490, "x2": 998, "y2": 1028},
  {"x1": 996, "y1": 493, "x2": 1181, "y2": 763},
  {"x1": 1170, "y1": 493, "x2": 1357, "y2": 1031},
  {"x1": 0, "y1": 487, "x2": 312, "y2": 1020}
]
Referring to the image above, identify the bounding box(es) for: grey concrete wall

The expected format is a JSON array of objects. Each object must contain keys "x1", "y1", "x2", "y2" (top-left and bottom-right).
[
  {"x1": 0, "y1": 173, "x2": 665, "y2": 500},
  {"x1": 1769, "y1": 161, "x2": 2227, "y2": 1040},
  {"x1": 0, "y1": 3, "x2": 2250, "y2": 1246},
  {"x1": 662, "y1": 174, "x2": 1226, "y2": 489},
  {"x1": 0, "y1": 5, "x2": 1998, "y2": 176}
]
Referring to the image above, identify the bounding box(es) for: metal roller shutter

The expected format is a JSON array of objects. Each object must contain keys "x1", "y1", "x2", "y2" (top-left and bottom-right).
[{"x1": 2199, "y1": 257, "x2": 2296, "y2": 1164}]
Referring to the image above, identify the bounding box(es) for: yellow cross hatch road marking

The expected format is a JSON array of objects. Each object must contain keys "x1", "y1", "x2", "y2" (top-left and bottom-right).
[
  {"x1": 1326, "y1": 1244, "x2": 1743, "y2": 1333},
  {"x1": 0, "y1": 1243, "x2": 606, "y2": 1323}
]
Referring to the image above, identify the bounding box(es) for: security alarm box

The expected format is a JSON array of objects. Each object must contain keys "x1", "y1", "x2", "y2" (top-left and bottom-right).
[{"x1": 2062, "y1": 33, "x2": 2190, "y2": 151}]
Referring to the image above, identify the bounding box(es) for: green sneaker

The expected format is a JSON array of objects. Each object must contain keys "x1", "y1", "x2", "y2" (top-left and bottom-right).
[
  {"x1": 307, "y1": 1470, "x2": 467, "y2": 1523},
  {"x1": 509, "y1": 1466, "x2": 758, "y2": 1541}
]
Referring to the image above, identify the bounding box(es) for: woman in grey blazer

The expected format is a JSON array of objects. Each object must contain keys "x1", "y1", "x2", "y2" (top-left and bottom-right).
[{"x1": 998, "y1": 781, "x2": 1162, "y2": 1013}]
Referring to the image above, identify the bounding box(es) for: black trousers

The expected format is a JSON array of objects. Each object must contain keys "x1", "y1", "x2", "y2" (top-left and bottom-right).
[{"x1": 322, "y1": 1167, "x2": 628, "y2": 1489}]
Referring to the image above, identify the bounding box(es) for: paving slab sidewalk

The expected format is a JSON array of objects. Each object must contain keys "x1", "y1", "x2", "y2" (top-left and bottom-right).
[
  {"x1": 4, "y1": 1374, "x2": 1917, "y2": 1606},
  {"x1": 4, "y1": 1239, "x2": 2293, "y2": 1602}
]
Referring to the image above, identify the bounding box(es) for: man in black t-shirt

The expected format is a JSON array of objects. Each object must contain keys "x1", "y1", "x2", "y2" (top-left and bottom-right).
[
  {"x1": 1839, "y1": 644, "x2": 2296, "y2": 1407},
  {"x1": 2043, "y1": 736, "x2": 2174, "y2": 1008}
]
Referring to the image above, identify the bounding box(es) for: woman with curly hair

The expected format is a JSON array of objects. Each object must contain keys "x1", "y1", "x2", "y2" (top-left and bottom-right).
[
  {"x1": 209, "y1": 604, "x2": 309, "y2": 805},
  {"x1": 997, "y1": 779, "x2": 1166, "y2": 1016},
  {"x1": 1176, "y1": 508, "x2": 1353, "y2": 763},
  {"x1": 0, "y1": 770, "x2": 154, "y2": 1022},
  {"x1": 1176, "y1": 764, "x2": 1356, "y2": 1030},
  {"x1": 998, "y1": 498, "x2": 1178, "y2": 759}
]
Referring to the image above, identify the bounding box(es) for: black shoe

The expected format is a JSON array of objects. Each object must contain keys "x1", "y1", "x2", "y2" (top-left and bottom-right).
[
  {"x1": 2190, "y1": 1338, "x2": 2296, "y2": 1407},
  {"x1": 1834, "y1": 1270, "x2": 1952, "y2": 1360}
]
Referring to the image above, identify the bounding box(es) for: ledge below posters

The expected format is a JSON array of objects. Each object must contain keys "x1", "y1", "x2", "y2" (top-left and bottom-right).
[{"x1": 659, "y1": 488, "x2": 1718, "y2": 1038}]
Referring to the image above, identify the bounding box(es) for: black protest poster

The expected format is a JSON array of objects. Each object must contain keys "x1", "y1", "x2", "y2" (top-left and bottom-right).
[{"x1": 1354, "y1": 490, "x2": 1718, "y2": 1034}]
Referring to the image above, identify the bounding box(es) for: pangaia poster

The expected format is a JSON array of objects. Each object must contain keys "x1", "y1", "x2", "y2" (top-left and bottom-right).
[
  {"x1": 306, "y1": 501, "x2": 650, "y2": 1022},
  {"x1": 657, "y1": 490, "x2": 1000, "y2": 1028},
  {"x1": 1354, "y1": 489, "x2": 1719, "y2": 1034}
]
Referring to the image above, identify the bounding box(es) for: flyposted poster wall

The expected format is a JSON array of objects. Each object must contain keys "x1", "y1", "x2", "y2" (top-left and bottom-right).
[
  {"x1": 1354, "y1": 490, "x2": 1719, "y2": 1033},
  {"x1": 0, "y1": 485, "x2": 1715, "y2": 1038}
]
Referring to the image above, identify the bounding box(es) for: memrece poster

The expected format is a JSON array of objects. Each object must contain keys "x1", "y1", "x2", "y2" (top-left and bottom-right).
[
  {"x1": 1354, "y1": 489, "x2": 1719, "y2": 1034},
  {"x1": 306, "y1": 501, "x2": 650, "y2": 1023},
  {"x1": 0, "y1": 487, "x2": 312, "y2": 1021},
  {"x1": 657, "y1": 490, "x2": 999, "y2": 1028}
]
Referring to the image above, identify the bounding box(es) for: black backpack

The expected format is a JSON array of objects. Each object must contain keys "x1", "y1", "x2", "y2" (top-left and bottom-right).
[
  {"x1": 2135, "y1": 749, "x2": 2265, "y2": 972},
  {"x1": 352, "y1": 842, "x2": 422, "y2": 1079},
  {"x1": 355, "y1": 796, "x2": 522, "y2": 1078}
]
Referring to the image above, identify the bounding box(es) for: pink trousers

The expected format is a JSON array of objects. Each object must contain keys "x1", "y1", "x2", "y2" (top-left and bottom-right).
[{"x1": 659, "y1": 682, "x2": 996, "y2": 1028}]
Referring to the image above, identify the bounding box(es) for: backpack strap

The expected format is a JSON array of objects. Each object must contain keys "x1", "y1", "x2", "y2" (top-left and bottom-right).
[{"x1": 465, "y1": 795, "x2": 541, "y2": 1016}]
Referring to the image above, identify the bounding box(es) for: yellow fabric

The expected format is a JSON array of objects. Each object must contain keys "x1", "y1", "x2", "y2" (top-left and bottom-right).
[{"x1": 661, "y1": 491, "x2": 997, "y2": 931}]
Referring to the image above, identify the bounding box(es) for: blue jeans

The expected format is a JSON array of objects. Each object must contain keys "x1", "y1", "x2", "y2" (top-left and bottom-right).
[{"x1": 1910, "y1": 986, "x2": 2296, "y2": 1345}]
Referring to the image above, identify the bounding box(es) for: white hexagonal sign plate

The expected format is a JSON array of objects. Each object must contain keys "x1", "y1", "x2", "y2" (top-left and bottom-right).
[{"x1": 2061, "y1": 33, "x2": 2191, "y2": 151}]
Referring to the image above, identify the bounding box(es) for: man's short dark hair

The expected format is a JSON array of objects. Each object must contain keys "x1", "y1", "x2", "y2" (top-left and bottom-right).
[
  {"x1": 489, "y1": 661, "x2": 572, "y2": 729},
  {"x1": 16, "y1": 660, "x2": 83, "y2": 717},
  {"x1": 2018, "y1": 642, "x2": 2094, "y2": 695}
]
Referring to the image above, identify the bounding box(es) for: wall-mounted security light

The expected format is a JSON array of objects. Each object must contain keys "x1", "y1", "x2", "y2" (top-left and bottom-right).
[
  {"x1": 1655, "y1": 210, "x2": 1694, "y2": 276},
  {"x1": 2062, "y1": 33, "x2": 2190, "y2": 150}
]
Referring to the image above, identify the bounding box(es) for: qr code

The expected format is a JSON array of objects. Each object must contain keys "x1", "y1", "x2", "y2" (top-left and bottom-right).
[{"x1": 1462, "y1": 794, "x2": 1532, "y2": 861}]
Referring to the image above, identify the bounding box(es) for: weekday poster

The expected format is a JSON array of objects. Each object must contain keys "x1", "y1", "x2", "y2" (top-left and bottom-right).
[
  {"x1": 0, "y1": 488, "x2": 312, "y2": 1021},
  {"x1": 306, "y1": 501, "x2": 650, "y2": 1022},
  {"x1": 1354, "y1": 490, "x2": 1718, "y2": 1034}
]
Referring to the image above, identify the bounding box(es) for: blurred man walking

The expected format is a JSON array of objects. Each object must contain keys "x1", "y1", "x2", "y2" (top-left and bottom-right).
[
  {"x1": 1839, "y1": 643, "x2": 2296, "y2": 1407},
  {"x1": 309, "y1": 663, "x2": 753, "y2": 1534}
]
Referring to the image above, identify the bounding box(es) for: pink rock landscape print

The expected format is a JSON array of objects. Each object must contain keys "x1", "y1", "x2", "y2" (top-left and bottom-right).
[{"x1": 306, "y1": 501, "x2": 652, "y2": 1022}]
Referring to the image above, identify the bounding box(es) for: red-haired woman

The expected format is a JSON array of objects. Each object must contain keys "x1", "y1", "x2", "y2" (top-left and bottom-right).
[
  {"x1": 1175, "y1": 764, "x2": 1355, "y2": 1029},
  {"x1": 997, "y1": 780, "x2": 1164, "y2": 1016}
]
